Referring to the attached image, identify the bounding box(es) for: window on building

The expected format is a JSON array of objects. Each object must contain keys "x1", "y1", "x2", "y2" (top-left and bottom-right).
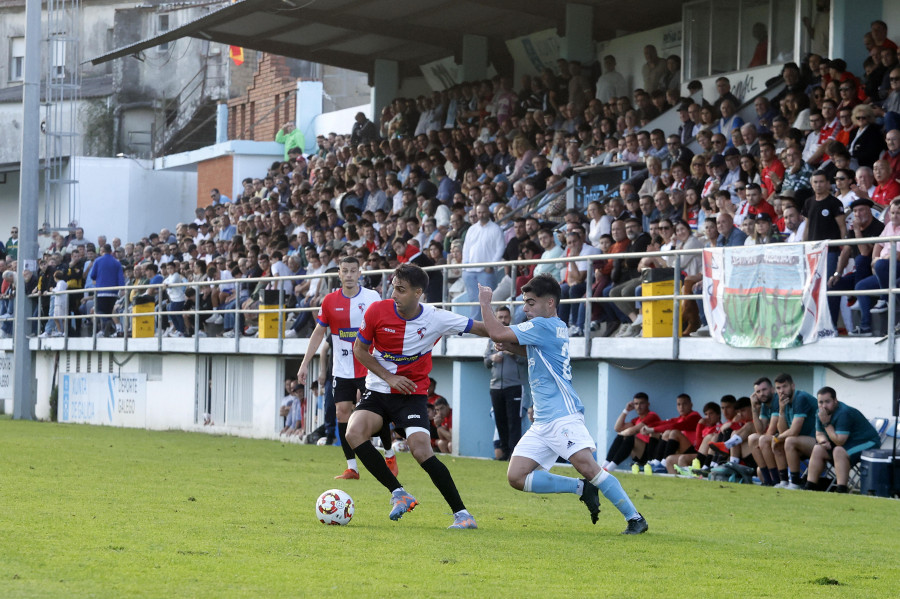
[
  {"x1": 683, "y1": 0, "x2": 800, "y2": 79},
  {"x1": 9, "y1": 36, "x2": 25, "y2": 82},
  {"x1": 158, "y1": 14, "x2": 170, "y2": 52},
  {"x1": 51, "y1": 34, "x2": 66, "y2": 79}
]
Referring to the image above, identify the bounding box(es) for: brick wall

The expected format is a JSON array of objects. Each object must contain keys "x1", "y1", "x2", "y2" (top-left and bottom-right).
[
  {"x1": 227, "y1": 53, "x2": 298, "y2": 142},
  {"x1": 197, "y1": 155, "x2": 234, "y2": 208}
]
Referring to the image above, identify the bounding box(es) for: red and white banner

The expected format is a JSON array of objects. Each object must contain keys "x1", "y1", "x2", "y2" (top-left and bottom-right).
[{"x1": 701, "y1": 242, "x2": 836, "y2": 348}]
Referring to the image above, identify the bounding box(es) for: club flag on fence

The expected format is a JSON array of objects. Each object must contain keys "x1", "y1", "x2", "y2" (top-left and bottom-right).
[
  {"x1": 701, "y1": 241, "x2": 836, "y2": 348},
  {"x1": 229, "y1": 45, "x2": 244, "y2": 66}
]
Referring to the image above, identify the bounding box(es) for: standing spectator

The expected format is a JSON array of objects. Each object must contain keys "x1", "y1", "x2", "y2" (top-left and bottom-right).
[
  {"x1": 39, "y1": 271, "x2": 67, "y2": 337},
  {"x1": 88, "y1": 244, "x2": 125, "y2": 337},
  {"x1": 162, "y1": 261, "x2": 187, "y2": 337},
  {"x1": 350, "y1": 112, "x2": 379, "y2": 146},
  {"x1": 803, "y1": 170, "x2": 847, "y2": 278},
  {"x1": 595, "y1": 55, "x2": 628, "y2": 104},
  {"x1": 484, "y1": 306, "x2": 526, "y2": 461},
  {"x1": 558, "y1": 227, "x2": 598, "y2": 337},
  {"x1": 5, "y1": 226, "x2": 17, "y2": 260},
  {"x1": 462, "y1": 203, "x2": 506, "y2": 318},
  {"x1": 642, "y1": 45, "x2": 667, "y2": 92},
  {"x1": 275, "y1": 121, "x2": 305, "y2": 161}
]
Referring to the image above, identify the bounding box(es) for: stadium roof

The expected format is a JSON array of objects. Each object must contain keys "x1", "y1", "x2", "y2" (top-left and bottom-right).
[{"x1": 91, "y1": 0, "x2": 685, "y2": 80}]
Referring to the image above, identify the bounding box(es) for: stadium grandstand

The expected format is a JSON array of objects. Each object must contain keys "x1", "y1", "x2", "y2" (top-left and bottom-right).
[{"x1": 1, "y1": 0, "x2": 898, "y2": 482}]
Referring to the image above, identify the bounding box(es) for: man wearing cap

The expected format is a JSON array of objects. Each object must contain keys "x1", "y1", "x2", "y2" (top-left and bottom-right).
[
  {"x1": 827, "y1": 197, "x2": 883, "y2": 330},
  {"x1": 871, "y1": 159, "x2": 900, "y2": 207},
  {"x1": 700, "y1": 155, "x2": 726, "y2": 204},
  {"x1": 745, "y1": 212, "x2": 781, "y2": 245}
]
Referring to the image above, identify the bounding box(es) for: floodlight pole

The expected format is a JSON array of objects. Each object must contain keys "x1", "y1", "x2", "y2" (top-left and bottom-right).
[{"x1": 12, "y1": 0, "x2": 42, "y2": 420}]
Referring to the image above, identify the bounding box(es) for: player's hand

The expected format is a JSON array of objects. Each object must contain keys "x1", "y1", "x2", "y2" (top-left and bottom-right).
[
  {"x1": 624, "y1": 400, "x2": 635, "y2": 412},
  {"x1": 779, "y1": 395, "x2": 790, "y2": 410},
  {"x1": 527, "y1": 406, "x2": 535, "y2": 423},
  {"x1": 386, "y1": 374, "x2": 416, "y2": 394},
  {"x1": 317, "y1": 373, "x2": 327, "y2": 389},
  {"x1": 297, "y1": 363, "x2": 308, "y2": 384},
  {"x1": 491, "y1": 352, "x2": 504, "y2": 363},
  {"x1": 477, "y1": 284, "x2": 493, "y2": 305},
  {"x1": 818, "y1": 408, "x2": 831, "y2": 426}
]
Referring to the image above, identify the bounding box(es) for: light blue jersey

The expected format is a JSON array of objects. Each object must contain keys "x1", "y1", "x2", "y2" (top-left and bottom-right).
[{"x1": 511, "y1": 316, "x2": 584, "y2": 423}]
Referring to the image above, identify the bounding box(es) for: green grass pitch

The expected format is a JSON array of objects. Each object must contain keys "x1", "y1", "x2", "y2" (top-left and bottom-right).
[{"x1": 1, "y1": 418, "x2": 899, "y2": 598}]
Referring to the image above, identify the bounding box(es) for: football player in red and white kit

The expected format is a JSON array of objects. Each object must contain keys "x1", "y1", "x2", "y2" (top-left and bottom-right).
[
  {"x1": 297, "y1": 256, "x2": 396, "y2": 479},
  {"x1": 347, "y1": 263, "x2": 490, "y2": 529}
]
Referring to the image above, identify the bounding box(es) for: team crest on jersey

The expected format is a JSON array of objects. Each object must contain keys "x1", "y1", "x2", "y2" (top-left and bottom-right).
[
  {"x1": 357, "y1": 302, "x2": 366, "y2": 314},
  {"x1": 416, "y1": 326, "x2": 427, "y2": 339}
]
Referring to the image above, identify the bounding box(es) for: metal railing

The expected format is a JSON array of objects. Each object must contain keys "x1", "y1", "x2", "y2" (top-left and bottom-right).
[{"x1": 12, "y1": 235, "x2": 900, "y2": 361}]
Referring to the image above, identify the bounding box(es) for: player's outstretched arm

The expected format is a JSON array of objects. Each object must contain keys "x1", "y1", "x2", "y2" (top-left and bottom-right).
[{"x1": 477, "y1": 284, "x2": 519, "y2": 344}]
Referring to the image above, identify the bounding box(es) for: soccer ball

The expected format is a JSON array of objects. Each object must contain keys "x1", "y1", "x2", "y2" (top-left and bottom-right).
[{"x1": 316, "y1": 489, "x2": 354, "y2": 525}]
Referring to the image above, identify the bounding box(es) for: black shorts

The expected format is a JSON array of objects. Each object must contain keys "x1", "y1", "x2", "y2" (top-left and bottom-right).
[
  {"x1": 95, "y1": 295, "x2": 117, "y2": 316},
  {"x1": 356, "y1": 389, "x2": 429, "y2": 431},
  {"x1": 333, "y1": 376, "x2": 366, "y2": 404}
]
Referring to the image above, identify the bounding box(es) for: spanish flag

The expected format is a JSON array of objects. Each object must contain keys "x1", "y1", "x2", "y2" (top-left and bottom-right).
[{"x1": 229, "y1": 45, "x2": 244, "y2": 66}]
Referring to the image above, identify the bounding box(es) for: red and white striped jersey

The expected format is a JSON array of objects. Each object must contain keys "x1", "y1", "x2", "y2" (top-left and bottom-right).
[
  {"x1": 316, "y1": 286, "x2": 382, "y2": 379},
  {"x1": 357, "y1": 300, "x2": 473, "y2": 395}
]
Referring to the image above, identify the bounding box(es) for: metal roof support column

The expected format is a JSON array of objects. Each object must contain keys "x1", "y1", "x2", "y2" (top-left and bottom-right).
[
  {"x1": 829, "y1": 0, "x2": 882, "y2": 80},
  {"x1": 461, "y1": 35, "x2": 488, "y2": 82},
  {"x1": 371, "y1": 59, "x2": 398, "y2": 129},
  {"x1": 562, "y1": 3, "x2": 594, "y2": 65}
]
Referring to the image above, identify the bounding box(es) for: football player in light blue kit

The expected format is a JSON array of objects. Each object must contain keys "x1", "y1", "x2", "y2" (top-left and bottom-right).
[{"x1": 478, "y1": 274, "x2": 648, "y2": 534}]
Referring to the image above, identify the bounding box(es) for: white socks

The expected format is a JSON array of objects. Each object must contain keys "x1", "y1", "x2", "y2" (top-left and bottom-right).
[{"x1": 724, "y1": 434, "x2": 743, "y2": 449}]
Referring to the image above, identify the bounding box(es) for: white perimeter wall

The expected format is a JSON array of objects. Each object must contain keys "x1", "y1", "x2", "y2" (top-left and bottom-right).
[{"x1": 72, "y1": 157, "x2": 196, "y2": 243}]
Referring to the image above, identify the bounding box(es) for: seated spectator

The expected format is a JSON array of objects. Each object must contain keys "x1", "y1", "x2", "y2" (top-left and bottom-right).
[
  {"x1": 432, "y1": 397, "x2": 452, "y2": 453},
  {"x1": 642, "y1": 393, "x2": 701, "y2": 472},
  {"x1": 602, "y1": 392, "x2": 661, "y2": 470},
  {"x1": 828, "y1": 198, "x2": 883, "y2": 333},
  {"x1": 664, "y1": 401, "x2": 722, "y2": 474},
  {"x1": 750, "y1": 373, "x2": 817, "y2": 488},
  {"x1": 804, "y1": 386, "x2": 882, "y2": 493},
  {"x1": 848, "y1": 104, "x2": 885, "y2": 168},
  {"x1": 871, "y1": 158, "x2": 900, "y2": 207},
  {"x1": 851, "y1": 198, "x2": 900, "y2": 336}
]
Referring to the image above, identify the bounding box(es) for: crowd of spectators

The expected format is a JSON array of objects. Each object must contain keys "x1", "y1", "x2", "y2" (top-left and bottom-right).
[{"x1": 0, "y1": 20, "x2": 898, "y2": 342}]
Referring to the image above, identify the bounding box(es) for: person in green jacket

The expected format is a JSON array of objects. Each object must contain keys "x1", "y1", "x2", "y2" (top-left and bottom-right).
[{"x1": 275, "y1": 121, "x2": 305, "y2": 161}]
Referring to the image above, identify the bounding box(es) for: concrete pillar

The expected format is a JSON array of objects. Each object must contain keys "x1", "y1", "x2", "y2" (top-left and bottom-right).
[
  {"x1": 830, "y1": 0, "x2": 882, "y2": 75},
  {"x1": 452, "y1": 360, "x2": 495, "y2": 459},
  {"x1": 461, "y1": 34, "x2": 488, "y2": 82},
  {"x1": 562, "y1": 3, "x2": 595, "y2": 65},
  {"x1": 295, "y1": 80, "x2": 323, "y2": 154},
  {"x1": 215, "y1": 103, "x2": 228, "y2": 144},
  {"x1": 370, "y1": 59, "x2": 398, "y2": 131}
]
